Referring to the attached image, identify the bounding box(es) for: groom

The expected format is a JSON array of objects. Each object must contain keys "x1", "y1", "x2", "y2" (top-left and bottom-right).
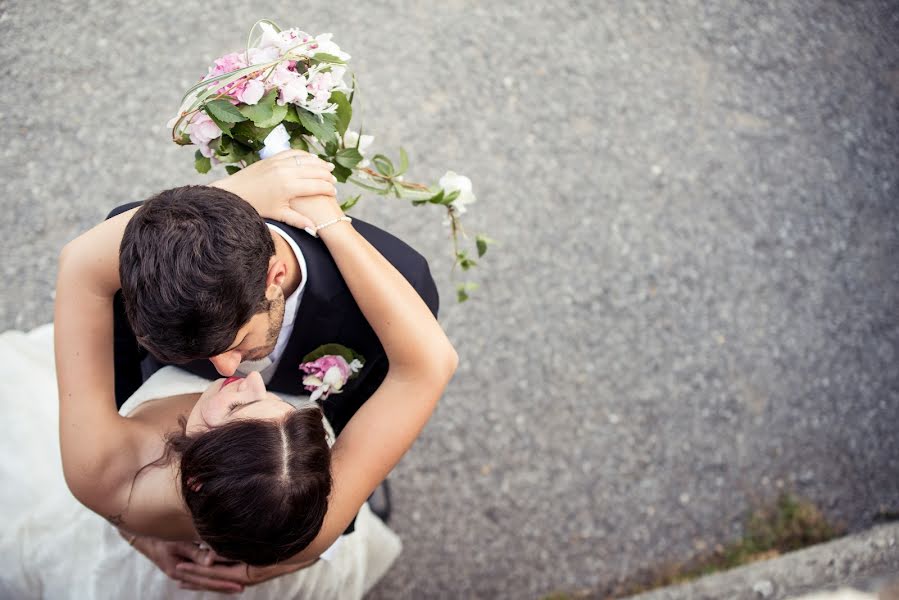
[{"x1": 109, "y1": 169, "x2": 438, "y2": 438}]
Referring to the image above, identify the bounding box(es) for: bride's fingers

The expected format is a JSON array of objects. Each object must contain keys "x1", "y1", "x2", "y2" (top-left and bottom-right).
[
  {"x1": 287, "y1": 165, "x2": 337, "y2": 183},
  {"x1": 273, "y1": 207, "x2": 316, "y2": 231},
  {"x1": 204, "y1": 549, "x2": 236, "y2": 565},
  {"x1": 286, "y1": 177, "x2": 338, "y2": 199},
  {"x1": 176, "y1": 561, "x2": 250, "y2": 585},
  {"x1": 272, "y1": 149, "x2": 335, "y2": 170},
  {"x1": 177, "y1": 575, "x2": 243, "y2": 594}
]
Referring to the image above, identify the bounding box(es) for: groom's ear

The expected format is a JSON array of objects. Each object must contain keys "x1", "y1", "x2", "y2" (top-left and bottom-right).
[{"x1": 266, "y1": 256, "x2": 288, "y2": 288}]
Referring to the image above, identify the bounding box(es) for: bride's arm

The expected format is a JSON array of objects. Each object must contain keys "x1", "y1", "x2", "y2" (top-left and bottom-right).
[
  {"x1": 55, "y1": 209, "x2": 148, "y2": 516},
  {"x1": 284, "y1": 196, "x2": 458, "y2": 563}
]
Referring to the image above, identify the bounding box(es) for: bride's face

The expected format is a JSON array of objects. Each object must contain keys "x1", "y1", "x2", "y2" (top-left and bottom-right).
[{"x1": 186, "y1": 371, "x2": 293, "y2": 433}]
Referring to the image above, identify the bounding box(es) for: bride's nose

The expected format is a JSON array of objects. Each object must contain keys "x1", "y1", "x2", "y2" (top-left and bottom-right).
[
  {"x1": 209, "y1": 350, "x2": 242, "y2": 376},
  {"x1": 243, "y1": 370, "x2": 267, "y2": 393}
]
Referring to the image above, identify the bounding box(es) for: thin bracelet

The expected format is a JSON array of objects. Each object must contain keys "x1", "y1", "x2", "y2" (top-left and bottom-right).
[{"x1": 304, "y1": 216, "x2": 352, "y2": 238}]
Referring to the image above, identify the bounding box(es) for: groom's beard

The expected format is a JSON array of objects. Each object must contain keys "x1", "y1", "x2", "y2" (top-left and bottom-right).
[{"x1": 242, "y1": 294, "x2": 286, "y2": 362}]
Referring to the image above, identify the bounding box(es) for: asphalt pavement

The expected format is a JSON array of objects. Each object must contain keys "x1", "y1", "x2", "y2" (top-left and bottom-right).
[{"x1": 1, "y1": 1, "x2": 897, "y2": 597}]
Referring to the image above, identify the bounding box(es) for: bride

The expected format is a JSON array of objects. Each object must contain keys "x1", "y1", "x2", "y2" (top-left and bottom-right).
[{"x1": 0, "y1": 158, "x2": 457, "y2": 597}]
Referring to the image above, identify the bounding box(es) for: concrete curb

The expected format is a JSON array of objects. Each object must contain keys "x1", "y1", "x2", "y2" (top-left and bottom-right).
[{"x1": 627, "y1": 523, "x2": 899, "y2": 600}]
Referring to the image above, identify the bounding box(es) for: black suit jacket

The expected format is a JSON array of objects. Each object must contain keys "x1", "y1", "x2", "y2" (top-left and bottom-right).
[{"x1": 108, "y1": 201, "x2": 439, "y2": 439}]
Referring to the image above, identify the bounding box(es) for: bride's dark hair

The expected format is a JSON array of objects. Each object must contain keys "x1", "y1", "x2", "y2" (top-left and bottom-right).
[{"x1": 165, "y1": 407, "x2": 332, "y2": 566}]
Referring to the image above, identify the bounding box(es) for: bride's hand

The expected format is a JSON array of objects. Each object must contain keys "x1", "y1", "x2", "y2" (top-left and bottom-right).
[
  {"x1": 126, "y1": 534, "x2": 244, "y2": 594},
  {"x1": 209, "y1": 149, "x2": 337, "y2": 230},
  {"x1": 174, "y1": 556, "x2": 317, "y2": 589}
]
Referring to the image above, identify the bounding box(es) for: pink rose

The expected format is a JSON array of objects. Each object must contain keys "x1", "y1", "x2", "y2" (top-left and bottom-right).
[
  {"x1": 299, "y1": 354, "x2": 363, "y2": 401},
  {"x1": 208, "y1": 52, "x2": 247, "y2": 77},
  {"x1": 187, "y1": 112, "x2": 221, "y2": 146},
  {"x1": 239, "y1": 79, "x2": 266, "y2": 105}
]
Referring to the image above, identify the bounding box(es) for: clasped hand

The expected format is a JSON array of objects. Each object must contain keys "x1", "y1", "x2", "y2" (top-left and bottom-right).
[
  {"x1": 130, "y1": 534, "x2": 315, "y2": 594},
  {"x1": 210, "y1": 149, "x2": 345, "y2": 231}
]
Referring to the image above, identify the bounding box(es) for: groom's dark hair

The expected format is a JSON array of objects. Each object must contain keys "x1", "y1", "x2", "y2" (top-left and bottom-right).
[
  {"x1": 119, "y1": 185, "x2": 275, "y2": 363},
  {"x1": 166, "y1": 406, "x2": 333, "y2": 565}
]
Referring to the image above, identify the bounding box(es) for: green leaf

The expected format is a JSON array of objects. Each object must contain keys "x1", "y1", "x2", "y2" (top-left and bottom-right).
[
  {"x1": 205, "y1": 99, "x2": 247, "y2": 124},
  {"x1": 324, "y1": 138, "x2": 339, "y2": 156},
  {"x1": 194, "y1": 150, "x2": 211, "y2": 174},
  {"x1": 297, "y1": 108, "x2": 338, "y2": 143},
  {"x1": 312, "y1": 53, "x2": 346, "y2": 64},
  {"x1": 231, "y1": 121, "x2": 275, "y2": 150},
  {"x1": 340, "y1": 194, "x2": 361, "y2": 212},
  {"x1": 333, "y1": 163, "x2": 352, "y2": 183},
  {"x1": 282, "y1": 105, "x2": 301, "y2": 124},
  {"x1": 254, "y1": 102, "x2": 288, "y2": 129},
  {"x1": 330, "y1": 91, "x2": 352, "y2": 136},
  {"x1": 238, "y1": 89, "x2": 277, "y2": 126},
  {"x1": 301, "y1": 343, "x2": 364, "y2": 366},
  {"x1": 349, "y1": 177, "x2": 388, "y2": 193},
  {"x1": 426, "y1": 189, "x2": 445, "y2": 205},
  {"x1": 335, "y1": 147, "x2": 363, "y2": 169},
  {"x1": 396, "y1": 147, "x2": 409, "y2": 176},
  {"x1": 372, "y1": 154, "x2": 394, "y2": 177},
  {"x1": 227, "y1": 138, "x2": 254, "y2": 161},
  {"x1": 214, "y1": 135, "x2": 241, "y2": 162},
  {"x1": 289, "y1": 129, "x2": 309, "y2": 151},
  {"x1": 476, "y1": 235, "x2": 492, "y2": 258},
  {"x1": 225, "y1": 165, "x2": 242, "y2": 175},
  {"x1": 205, "y1": 110, "x2": 233, "y2": 134},
  {"x1": 456, "y1": 282, "x2": 479, "y2": 303},
  {"x1": 457, "y1": 251, "x2": 477, "y2": 271}
]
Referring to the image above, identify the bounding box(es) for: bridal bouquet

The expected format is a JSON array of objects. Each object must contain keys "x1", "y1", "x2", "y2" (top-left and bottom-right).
[{"x1": 169, "y1": 20, "x2": 489, "y2": 301}]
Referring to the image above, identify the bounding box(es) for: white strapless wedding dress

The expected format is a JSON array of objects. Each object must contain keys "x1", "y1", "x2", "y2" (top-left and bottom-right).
[{"x1": 0, "y1": 325, "x2": 401, "y2": 599}]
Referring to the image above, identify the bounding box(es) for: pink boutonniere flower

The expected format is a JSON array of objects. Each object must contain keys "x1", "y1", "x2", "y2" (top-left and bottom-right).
[{"x1": 299, "y1": 344, "x2": 364, "y2": 402}]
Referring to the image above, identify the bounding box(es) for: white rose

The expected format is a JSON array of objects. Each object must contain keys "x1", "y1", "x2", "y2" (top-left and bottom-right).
[
  {"x1": 248, "y1": 45, "x2": 281, "y2": 66},
  {"x1": 257, "y1": 23, "x2": 283, "y2": 49},
  {"x1": 343, "y1": 130, "x2": 374, "y2": 159},
  {"x1": 279, "y1": 74, "x2": 309, "y2": 105},
  {"x1": 259, "y1": 124, "x2": 291, "y2": 159},
  {"x1": 314, "y1": 33, "x2": 351, "y2": 61},
  {"x1": 322, "y1": 366, "x2": 345, "y2": 391},
  {"x1": 277, "y1": 28, "x2": 313, "y2": 53},
  {"x1": 438, "y1": 171, "x2": 477, "y2": 214}
]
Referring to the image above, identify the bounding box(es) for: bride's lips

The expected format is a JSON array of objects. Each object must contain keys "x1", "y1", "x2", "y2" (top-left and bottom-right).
[{"x1": 222, "y1": 376, "x2": 243, "y2": 389}]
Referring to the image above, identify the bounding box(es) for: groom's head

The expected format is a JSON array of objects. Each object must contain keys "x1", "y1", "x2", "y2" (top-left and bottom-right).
[{"x1": 119, "y1": 186, "x2": 287, "y2": 373}]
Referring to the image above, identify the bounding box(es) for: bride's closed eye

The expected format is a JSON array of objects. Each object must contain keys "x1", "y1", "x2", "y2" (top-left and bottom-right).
[{"x1": 225, "y1": 399, "x2": 262, "y2": 416}]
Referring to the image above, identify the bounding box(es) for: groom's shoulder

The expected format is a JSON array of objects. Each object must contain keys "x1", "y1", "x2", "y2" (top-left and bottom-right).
[
  {"x1": 274, "y1": 217, "x2": 430, "y2": 272},
  {"x1": 352, "y1": 218, "x2": 428, "y2": 265},
  {"x1": 272, "y1": 217, "x2": 438, "y2": 313}
]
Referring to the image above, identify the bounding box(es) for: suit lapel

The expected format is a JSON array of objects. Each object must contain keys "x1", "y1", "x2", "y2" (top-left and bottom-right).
[{"x1": 265, "y1": 221, "x2": 348, "y2": 393}]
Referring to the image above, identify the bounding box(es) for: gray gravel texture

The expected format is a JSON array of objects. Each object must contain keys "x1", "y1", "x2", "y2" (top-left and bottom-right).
[{"x1": 1, "y1": 1, "x2": 898, "y2": 598}]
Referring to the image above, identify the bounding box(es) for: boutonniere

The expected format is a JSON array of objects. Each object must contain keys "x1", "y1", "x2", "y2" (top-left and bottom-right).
[{"x1": 299, "y1": 344, "x2": 365, "y2": 401}]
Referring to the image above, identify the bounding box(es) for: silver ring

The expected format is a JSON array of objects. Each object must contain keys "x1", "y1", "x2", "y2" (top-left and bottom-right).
[{"x1": 294, "y1": 155, "x2": 307, "y2": 167}]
